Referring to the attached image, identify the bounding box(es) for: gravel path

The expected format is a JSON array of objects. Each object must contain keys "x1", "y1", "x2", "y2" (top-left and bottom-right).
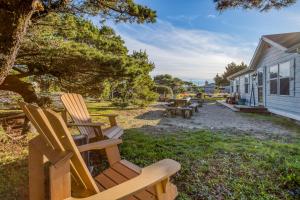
[{"x1": 137, "y1": 102, "x2": 295, "y2": 138}]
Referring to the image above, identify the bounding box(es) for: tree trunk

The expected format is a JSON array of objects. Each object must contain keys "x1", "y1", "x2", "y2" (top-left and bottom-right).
[
  {"x1": 0, "y1": 74, "x2": 46, "y2": 134},
  {"x1": 0, "y1": 74, "x2": 43, "y2": 105},
  {"x1": 0, "y1": 0, "x2": 42, "y2": 85}
]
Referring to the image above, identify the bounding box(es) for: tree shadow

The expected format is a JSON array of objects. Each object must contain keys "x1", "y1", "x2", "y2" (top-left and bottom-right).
[
  {"x1": 134, "y1": 110, "x2": 165, "y2": 120},
  {"x1": 89, "y1": 106, "x2": 140, "y2": 112},
  {"x1": 0, "y1": 157, "x2": 29, "y2": 200}
]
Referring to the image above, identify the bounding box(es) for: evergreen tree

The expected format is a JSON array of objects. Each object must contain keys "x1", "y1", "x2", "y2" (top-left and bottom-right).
[
  {"x1": 0, "y1": 13, "x2": 157, "y2": 106},
  {"x1": 214, "y1": 62, "x2": 247, "y2": 86},
  {"x1": 214, "y1": 0, "x2": 296, "y2": 11},
  {"x1": 0, "y1": 0, "x2": 156, "y2": 88}
]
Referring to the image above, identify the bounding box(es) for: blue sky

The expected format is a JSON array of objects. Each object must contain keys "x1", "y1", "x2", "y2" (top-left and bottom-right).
[{"x1": 105, "y1": 0, "x2": 300, "y2": 84}]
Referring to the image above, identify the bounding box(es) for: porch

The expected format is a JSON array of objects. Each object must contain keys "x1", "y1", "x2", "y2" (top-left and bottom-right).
[{"x1": 217, "y1": 100, "x2": 269, "y2": 114}]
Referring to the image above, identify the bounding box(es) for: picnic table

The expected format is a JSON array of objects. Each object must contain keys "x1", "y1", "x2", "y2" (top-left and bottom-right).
[
  {"x1": 168, "y1": 98, "x2": 189, "y2": 107},
  {"x1": 164, "y1": 98, "x2": 201, "y2": 119}
]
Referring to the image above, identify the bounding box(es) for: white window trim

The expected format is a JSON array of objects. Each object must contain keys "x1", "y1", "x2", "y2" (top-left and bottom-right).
[
  {"x1": 278, "y1": 61, "x2": 291, "y2": 96},
  {"x1": 268, "y1": 60, "x2": 292, "y2": 96},
  {"x1": 269, "y1": 65, "x2": 278, "y2": 95}
]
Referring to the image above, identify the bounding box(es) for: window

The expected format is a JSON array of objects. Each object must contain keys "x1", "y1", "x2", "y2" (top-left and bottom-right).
[
  {"x1": 257, "y1": 69, "x2": 264, "y2": 103},
  {"x1": 258, "y1": 70, "x2": 263, "y2": 86},
  {"x1": 279, "y1": 62, "x2": 290, "y2": 95},
  {"x1": 244, "y1": 76, "x2": 249, "y2": 94},
  {"x1": 236, "y1": 79, "x2": 240, "y2": 93},
  {"x1": 269, "y1": 62, "x2": 291, "y2": 95},
  {"x1": 269, "y1": 65, "x2": 278, "y2": 79},
  {"x1": 269, "y1": 65, "x2": 278, "y2": 95},
  {"x1": 258, "y1": 87, "x2": 263, "y2": 103},
  {"x1": 230, "y1": 81, "x2": 234, "y2": 93}
]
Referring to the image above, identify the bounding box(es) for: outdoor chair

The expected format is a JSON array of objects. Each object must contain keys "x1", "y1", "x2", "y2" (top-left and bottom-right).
[
  {"x1": 20, "y1": 102, "x2": 181, "y2": 200},
  {"x1": 61, "y1": 93, "x2": 123, "y2": 141}
]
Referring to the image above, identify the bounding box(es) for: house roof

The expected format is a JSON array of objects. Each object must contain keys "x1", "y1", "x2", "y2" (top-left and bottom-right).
[
  {"x1": 228, "y1": 32, "x2": 300, "y2": 80},
  {"x1": 227, "y1": 68, "x2": 254, "y2": 80},
  {"x1": 249, "y1": 32, "x2": 300, "y2": 69}
]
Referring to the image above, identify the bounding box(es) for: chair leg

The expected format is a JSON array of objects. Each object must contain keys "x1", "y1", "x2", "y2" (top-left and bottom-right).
[
  {"x1": 108, "y1": 116, "x2": 117, "y2": 127},
  {"x1": 155, "y1": 178, "x2": 176, "y2": 200},
  {"x1": 49, "y1": 160, "x2": 71, "y2": 200},
  {"x1": 29, "y1": 142, "x2": 45, "y2": 200}
]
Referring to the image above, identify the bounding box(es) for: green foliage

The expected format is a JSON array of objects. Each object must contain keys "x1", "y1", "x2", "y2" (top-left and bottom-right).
[
  {"x1": 37, "y1": 0, "x2": 157, "y2": 24},
  {"x1": 214, "y1": 62, "x2": 247, "y2": 86},
  {"x1": 214, "y1": 0, "x2": 296, "y2": 11},
  {"x1": 121, "y1": 129, "x2": 300, "y2": 199},
  {"x1": 111, "y1": 51, "x2": 159, "y2": 107},
  {"x1": 154, "y1": 74, "x2": 201, "y2": 95},
  {"x1": 154, "y1": 85, "x2": 174, "y2": 99},
  {"x1": 14, "y1": 13, "x2": 157, "y2": 106},
  {"x1": 17, "y1": 13, "x2": 129, "y2": 96}
]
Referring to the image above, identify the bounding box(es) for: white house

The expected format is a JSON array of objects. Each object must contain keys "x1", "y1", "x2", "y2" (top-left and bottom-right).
[{"x1": 228, "y1": 32, "x2": 300, "y2": 121}]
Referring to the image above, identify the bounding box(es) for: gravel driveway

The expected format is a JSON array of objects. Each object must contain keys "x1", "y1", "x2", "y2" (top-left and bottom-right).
[{"x1": 138, "y1": 102, "x2": 296, "y2": 138}]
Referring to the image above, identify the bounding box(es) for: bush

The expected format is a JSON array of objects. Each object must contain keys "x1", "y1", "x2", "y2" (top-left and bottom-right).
[
  {"x1": 131, "y1": 89, "x2": 159, "y2": 108},
  {"x1": 111, "y1": 98, "x2": 130, "y2": 108}
]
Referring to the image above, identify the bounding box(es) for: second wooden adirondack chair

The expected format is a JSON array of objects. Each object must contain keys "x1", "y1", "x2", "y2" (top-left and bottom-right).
[
  {"x1": 20, "y1": 102, "x2": 181, "y2": 200},
  {"x1": 61, "y1": 93, "x2": 123, "y2": 140}
]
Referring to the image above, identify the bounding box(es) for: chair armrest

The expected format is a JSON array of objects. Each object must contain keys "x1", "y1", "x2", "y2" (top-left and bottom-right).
[
  {"x1": 90, "y1": 113, "x2": 118, "y2": 117},
  {"x1": 67, "y1": 122, "x2": 105, "y2": 127},
  {"x1": 51, "y1": 151, "x2": 73, "y2": 168},
  {"x1": 67, "y1": 159, "x2": 181, "y2": 200},
  {"x1": 77, "y1": 139, "x2": 122, "y2": 152}
]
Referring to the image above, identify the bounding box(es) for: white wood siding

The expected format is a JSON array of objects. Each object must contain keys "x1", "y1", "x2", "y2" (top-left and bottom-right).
[
  {"x1": 256, "y1": 46, "x2": 300, "y2": 119},
  {"x1": 231, "y1": 45, "x2": 300, "y2": 120}
]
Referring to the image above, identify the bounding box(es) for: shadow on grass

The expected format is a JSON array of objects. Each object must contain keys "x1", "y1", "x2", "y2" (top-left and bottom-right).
[
  {"x1": 0, "y1": 157, "x2": 28, "y2": 200},
  {"x1": 89, "y1": 106, "x2": 139, "y2": 111}
]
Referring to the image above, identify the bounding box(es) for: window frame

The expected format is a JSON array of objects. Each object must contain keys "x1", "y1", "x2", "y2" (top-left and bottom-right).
[
  {"x1": 268, "y1": 61, "x2": 291, "y2": 96},
  {"x1": 269, "y1": 65, "x2": 278, "y2": 95},
  {"x1": 230, "y1": 80, "x2": 234, "y2": 93},
  {"x1": 258, "y1": 69, "x2": 263, "y2": 87},
  {"x1": 244, "y1": 75, "x2": 249, "y2": 94},
  {"x1": 279, "y1": 61, "x2": 291, "y2": 96},
  {"x1": 235, "y1": 78, "x2": 240, "y2": 93}
]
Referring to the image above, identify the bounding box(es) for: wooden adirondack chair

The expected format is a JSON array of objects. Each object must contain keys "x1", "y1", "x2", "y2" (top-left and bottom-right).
[
  {"x1": 20, "y1": 102, "x2": 180, "y2": 200},
  {"x1": 61, "y1": 93, "x2": 123, "y2": 140}
]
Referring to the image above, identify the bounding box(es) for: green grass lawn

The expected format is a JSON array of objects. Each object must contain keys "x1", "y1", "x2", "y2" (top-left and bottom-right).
[
  {"x1": 121, "y1": 129, "x2": 300, "y2": 200},
  {"x1": 0, "y1": 103, "x2": 299, "y2": 199},
  {"x1": 242, "y1": 112, "x2": 300, "y2": 135}
]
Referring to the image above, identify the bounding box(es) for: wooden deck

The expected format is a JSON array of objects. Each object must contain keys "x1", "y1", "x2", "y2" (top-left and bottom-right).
[
  {"x1": 216, "y1": 100, "x2": 239, "y2": 112},
  {"x1": 217, "y1": 100, "x2": 269, "y2": 114}
]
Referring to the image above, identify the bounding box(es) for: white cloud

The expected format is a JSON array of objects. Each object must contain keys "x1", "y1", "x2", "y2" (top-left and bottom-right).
[
  {"x1": 112, "y1": 20, "x2": 255, "y2": 81},
  {"x1": 207, "y1": 14, "x2": 217, "y2": 19}
]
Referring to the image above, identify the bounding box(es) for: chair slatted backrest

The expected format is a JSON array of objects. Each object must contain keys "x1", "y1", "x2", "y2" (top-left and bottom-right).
[
  {"x1": 20, "y1": 102, "x2": 99, "y2": 195},
  {"x1": 61, "y1": 93, "x2": 96, "y2": 137}
]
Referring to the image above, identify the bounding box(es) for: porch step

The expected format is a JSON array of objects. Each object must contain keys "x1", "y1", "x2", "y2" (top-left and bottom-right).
[
  {"x1": 216, "y1": 100, "x2": 239, "y2": 112},
  {"x1": 234, "y1": 105, "x2": 269, "y2": 114}
]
